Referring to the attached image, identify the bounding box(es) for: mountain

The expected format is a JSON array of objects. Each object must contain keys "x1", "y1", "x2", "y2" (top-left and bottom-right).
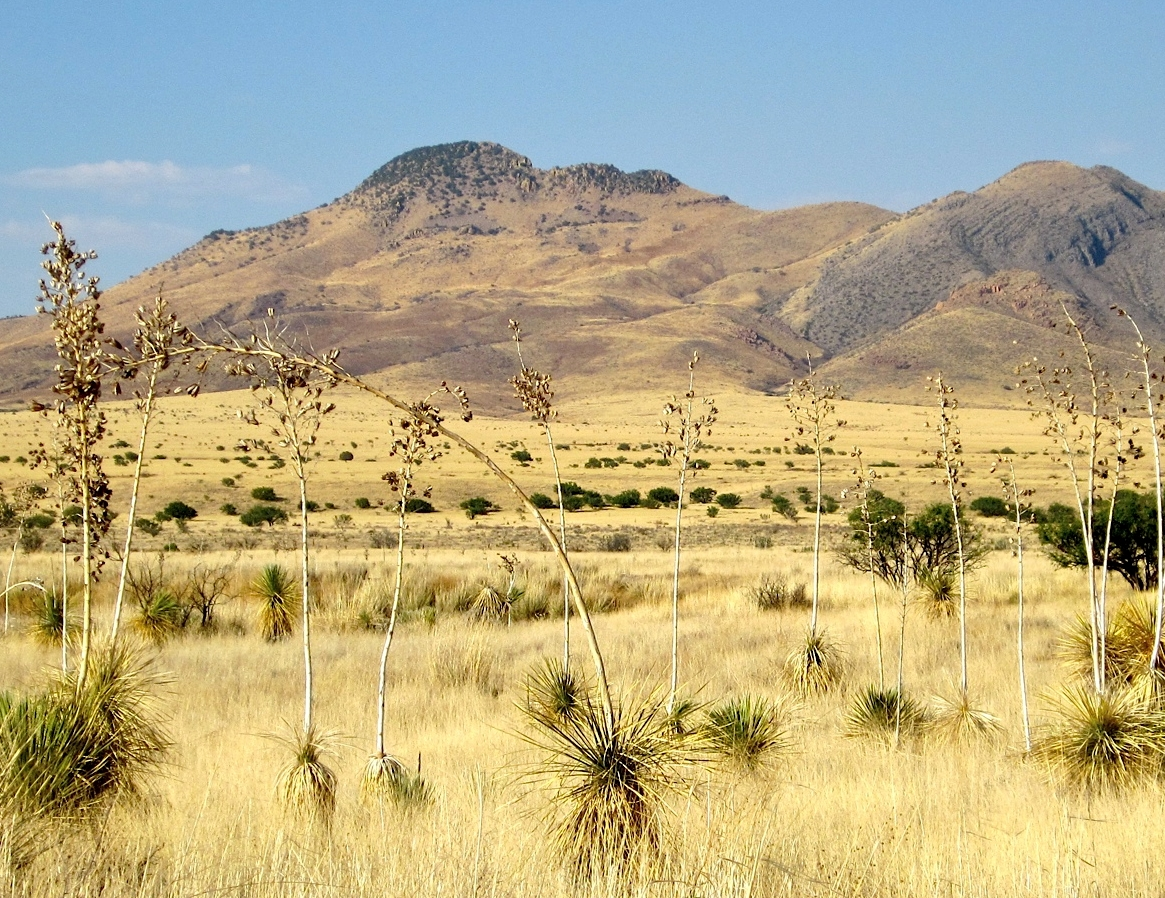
[{"x1": 2, "y1": 143, "x2": 1164, "y2": 409}]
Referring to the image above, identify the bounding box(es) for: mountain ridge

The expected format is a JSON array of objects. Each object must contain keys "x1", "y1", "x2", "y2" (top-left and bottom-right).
[{"x1": 1, "y1": 142, "x2": 1163, "y2": 409}]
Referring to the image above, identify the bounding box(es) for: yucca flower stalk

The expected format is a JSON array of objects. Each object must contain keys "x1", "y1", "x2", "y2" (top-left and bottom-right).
[
  {"x1": 108, "y1": 294, "x2": 191, "y2": 642},
  {"x1": 660, "y1": 350, "x2": 716, "y2": 713},
  {"x1": 1116, "y1": 307, "x2": 1165, "y2": 684},
  {"x1": 995, "y1": 456, "x2": 1035, "y2": 752},
  {"x1": 33, "y1": 222, "x2": 113, "y2": 688},
  {"x1": 1021, "y1": 302, "x2": 1114, "y2": 695},
  {"x1": 845, "y1": 448, "x2": 885, "y2": 688},
  {"x1": 367, "y1": 396, "x2": 442, "y2": 793},
  {"x1": 509, "y1": 319, "x2": 572, "y2": 664}
]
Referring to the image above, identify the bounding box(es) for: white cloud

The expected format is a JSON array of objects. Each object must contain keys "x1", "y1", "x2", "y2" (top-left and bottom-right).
[
  {"x1": 0, "y1": 215, "x2": 197, "y2": 252},
  {"x1": 6, "y1": 160, "x2": 307, "y2": 204}
]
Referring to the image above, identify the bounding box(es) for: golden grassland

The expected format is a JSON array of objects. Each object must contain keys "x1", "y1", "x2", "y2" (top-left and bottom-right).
[
  {"x1": 2, "y1": 390, "x2": 1163, "y2": 896},
  {"x1": 2, "y1": 547, "x2": 1162, "y2": 897}
]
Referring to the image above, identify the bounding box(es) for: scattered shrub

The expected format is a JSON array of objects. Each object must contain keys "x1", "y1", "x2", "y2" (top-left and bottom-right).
[
  {"x1": 771, "y1": 494, "x2": 798, "y2": 520},
  {"x1": 511, "y1": 449, "x2": 533, "y2": 463},
  {"x1": 161, "y1": 500, "x2": 197, "y2": 521},
  {"x1": 250, "y1": 486, "x2": 279, "y2": 502},
  {"x1": 531, "y1": 492, "x2": 557, "y2": 509},
  {"x1": 748, "y1": 574, "x2": 808, "y2": 610},
  {"x1": 970, "y1": 496, "x2": 1009, "y2": 517},
  {"x1": 405, "y1": 497, "x2": 434, "y2": 513},
  {"x1": 339, "y1": 450, "x2": 354, "y2": 461},
  {"x1": 647, "y1": 487, "x2": 679, "y2": 506},
  {"x1": 715, "y1": 493, "x2": 741, "y2": 509},
  {"x1": 354, "y1": 497, "x2": 372, "y2": 509},
  {"x1": 689, "y1": 486, "x2": 716, "y2": 504},
  {"x1": 135, "y1": 518, "x2": 163, "y2": 537},
  {"x1": 609, "y1": 489, "x2": 641, "y2": 508},
  {"x1": 219, "y1": 503, "x2": 238, "y2": 517},
  {"x1": 240, "y1": 505, "x2": 288, "y2": 528},
  {"x1": 600, "y1": 533, "x2": 632, "y2": 552},
  {"x1": 461, "y1": 497, "x2": 499, "y2": 519}
]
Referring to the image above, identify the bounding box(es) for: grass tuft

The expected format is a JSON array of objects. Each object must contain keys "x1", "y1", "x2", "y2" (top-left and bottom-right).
[
  {"x1": 702, "y1": 694, "x2": 788, "y2": 770},
  {"x1": 1034, "y1": 685, "x2": 1165, "y2": 792},
  {"x1": 783, "y1": 629, "x2": 844, "y2": 695}
]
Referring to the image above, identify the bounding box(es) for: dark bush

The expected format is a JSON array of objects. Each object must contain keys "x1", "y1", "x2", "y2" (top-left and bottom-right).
[
  {"x1": 354, "y1": 497, "x2": 372, "y2": 509},
  {"x1": 24, "y1": 513, "x2": 53, "y2": 530},
  {"x1": 771, "y1": 495, "x2": 798, "y2": 520},
  {"x1": 240, "y1": 505, "x2": 288, "y2": 528},
  {"x1": 339, "y1": 450, "x2": 354, "y2": 461},
  {"x1": 715, "y1": 493, "x2": 741, "y2": 509},
  {"x1": 609, "y1": 489, "x2": 641, "y2": 508},
  {"x1": 530, "y1": 492, "x2": 557, "y2": 509},
  {"x1": 647, "y1": 486, "x2": 680, "y2": 506},
  {"x1": 135, "y1": 518, "x2": 163, "y2": 536},
  {"x1": 250, "y1": 486, "x2": 279, "y2": 502},
  {"x1": 460, "y1": 497, "x2": 498, "y2": 519},
  {"x1": 405, "y1": 498, "x2": 434, "y2": 513},
  {"x1": 161, "y1": 501, "x2": 197, "y2": 521},
  {"x1": 220, "y1": 503, "x2": 238, "y2": 516},
  {"x1": 511, "y1": 449, "x2": 533, "y2": 463},
  {"x1": 689, "y1": 487, "x2": 717, "y2": 504},
  {"x1": 970, "y1": 496, "x2": 1009, "y2": 517}
]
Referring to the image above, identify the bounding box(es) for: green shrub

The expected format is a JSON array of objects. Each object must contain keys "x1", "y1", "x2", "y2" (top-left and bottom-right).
[
  {"x1": 715, "y1": 493, "x2": 741, "y2": 509},
  {"x1": 24, "y1": 513, "x2": 53, "y2": 530},
  {"x1": 609, "y1": 489, "x2": 641, "y2": 508},
  {"x1": 970, "y1": 496, "x2": 1010, "y2": 517},
  {"x1": 354, "y1": 497, "x2": 372, "y2": 509},
  {"x1": 135, "y1": 518, "x2": 163, "y2": 536},
  {"x1": 240, "y1": 505, "x2": 288, "y2": 528},
  {"x1": 706, "y1": 506, "x2": 719, "y2": 518},
  {"x1": 511, "y1": 449, "x2": 533, "y2": 463},
  {"x1": 220, "y1": 503, "x2": 238, "y2": 516},
  {"x1": 531, "y1": 492, "x2": 557, "y2": 509},
  {"x1": 221, "y1": 477, "x2": 236, "y2": 487},
  {"x1": 689, "y1": 487, "x2": 716, "y2": 504},
  {"x1": 461, "y1": 497, "x2": 498, "y2": 519},
  {"x1": 647, "y1": 486, "x2": 679, "y2": 506},
  {"x1": 339, "y1": 450, "x2": 354, "y2": 461},
  {"x1": 251, "y1": 486, "x2": 279, "y2": 502},
  {"x1": 771, "y1": 495, "x2": 798, "y2": 520},
  {"x1": 617, "y1": 443, "x2": 631, "y2": 451},
  {"x1": 161, "y1": 500, "x2": 197, "y2": 521},
  {"x1": 405, "y1": 498, "x2": 434, "y2": 513}
]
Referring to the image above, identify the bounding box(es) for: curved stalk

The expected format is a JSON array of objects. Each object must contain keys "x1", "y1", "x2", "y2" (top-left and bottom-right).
[{"x1": 375, "y1": 480, "x2": 410, "y2": 757}]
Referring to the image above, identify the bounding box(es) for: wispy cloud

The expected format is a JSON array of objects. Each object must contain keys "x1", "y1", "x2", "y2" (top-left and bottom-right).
[
  {"x1": 0, "y1": 216, "x2": 198, "y2": 252},
  {"x1": 6, "y1": 160, "x2": 307, "y2": 204}
]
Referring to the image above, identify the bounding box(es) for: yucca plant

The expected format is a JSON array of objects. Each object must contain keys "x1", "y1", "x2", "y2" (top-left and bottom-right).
[
  {"x1": 525, "y1": 658, "x2": 587, "y2": 727},
  {"x1": 784, "y1": 628, "x2": 844, "y2": 696},
  {"x1": 845, "y1": 685, "x2": 928, "y2": 745},
  {"x1": 276, "y1": 725, "x2": 337, "y2": 824},
  {"x1": 916, "y1": 565, "x2": 958, "y2": 618},
  {"x1": 703, "y1": 695, "x2": 787, "y2": 771},
  {"x1": 361, "y1": 752, "x2": 432, "y2": 809},
  {"x1": 252, "y1": 564, "x2": 297, "y2": 642},
  {"x1": 520, "y1": 692, "x2": 686, "y2": 884},
  {"x1": 0, "y1": 642, "x2": 168, "y2": 819},
  {"x1": 1035, "y1": 685, "x2": 1165, "y2": 792},
  {"x1": 28, "y1": 590, "x2": 72, "y2": 646},
  {"x1": 131, "y1": 589, "x2": 185, "y2": 644},
  {"x1": 929, "y1": 692, "x2": 1002, "y2": 743}
]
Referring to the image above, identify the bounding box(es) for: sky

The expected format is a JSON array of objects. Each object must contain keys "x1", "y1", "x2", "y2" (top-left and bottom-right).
[{"x1": 2, "y1": 0, "x2": 1163, "y2": 317}]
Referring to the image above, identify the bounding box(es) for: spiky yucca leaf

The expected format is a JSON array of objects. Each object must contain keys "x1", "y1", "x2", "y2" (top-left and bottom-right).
[
  {"x1": 520, "y1": 693, "x2": 687, "y2": 884},
  {"x1": 664, "y1": 695, "x2": 700, "y2": 738},
  {"x1": 525, "y1": 659, "x2": 588, "y2": 726},
  {"x1": 132, "y1": 590, "x2": 185, "y2": 644},
  {"x1": 784, "y1": 629, "x2": 844, "y2": 696},
  {"x1": 0, "y1": 643, "x2": 169, "y2": 819},
  {"x1": 703, "y1": 695, "x2": 788, "y2": 770},
  {"x1": 845, "y1": 686, "x2": 928, "y2": 744},
  {"x1": 471, "y1": 584, "x2": 522, "y2": 622},
  {"x1": 27, "y1": 591, "x2": 73, "y2": 646},
  {"x1": 276, "y1": 726, "x2": 336, "y2": 823},
  {"x1": 251, "y1": 565, "x2": 297, "y2": 642},
  {"x1": 361, "y1": 753, "x2": 432, "y2": 808},
  {"x1": 930, "y1": 693, "x2": 1002, "y2": 743},
  {"x1": 1035, "y1": 686, "x2": 1165, "y2": 792},
  {"x1": 916, "y1": 566, "x2": 958, "y2": 618},
  {"x1": 1058, "y1": 612, "x2": 1127, "y2": 686}
]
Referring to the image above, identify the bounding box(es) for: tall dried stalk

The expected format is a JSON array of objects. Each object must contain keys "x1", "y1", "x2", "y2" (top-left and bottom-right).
[
  {"x1": 1116, "y1": 308, "x2": 1165, "y2": 680},
  {"x1": 108, "y1": 295, "x2": 191, "y2": 642},
  {"x1": 33, "y1": 222, "x2": 113, "y2": 688},
  {"x1": 372, "y1": 397, "x2": 442, "y2": 762},
  {"x1": 996, "y1": 457, "x2": 1033, "y2": 752},
  {"x1": 193, "y1": 331, "x2": 616, "y2": 727},
  {"x1": 928, "y1": 373, "x2": 971, "y2": 698},
  {"x1": 1021, "y1": 304, "x2": 1113, "y2": 694},
  {"x1": 2, "y1": 484, "x2": 45, "y2": 635},
  {"x1": 846, "y1": 449, "x2": 884, "y2": 689},
  {"x1": 509, "y1": 320, "x2": 571, "y2": 665},
  {"x1": 231, "y1": 316, "x2": 337, "y2": 735},
  {"x1": 786, "y1": 358, "x2": 843, "y2": 636},
  {"x1": 659, "y1": 351, "x2": 716, "y2": 713}
]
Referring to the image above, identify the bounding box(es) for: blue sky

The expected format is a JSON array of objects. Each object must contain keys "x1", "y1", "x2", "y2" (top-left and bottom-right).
[{"x1": 2, "y1": 1, "x2": 1163, "y2": 317}]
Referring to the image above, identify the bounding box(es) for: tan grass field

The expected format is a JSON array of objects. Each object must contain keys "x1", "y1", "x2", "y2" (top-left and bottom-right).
[{"x1": 1, "y1": 388, "x2": 1162, "y2": 896}]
